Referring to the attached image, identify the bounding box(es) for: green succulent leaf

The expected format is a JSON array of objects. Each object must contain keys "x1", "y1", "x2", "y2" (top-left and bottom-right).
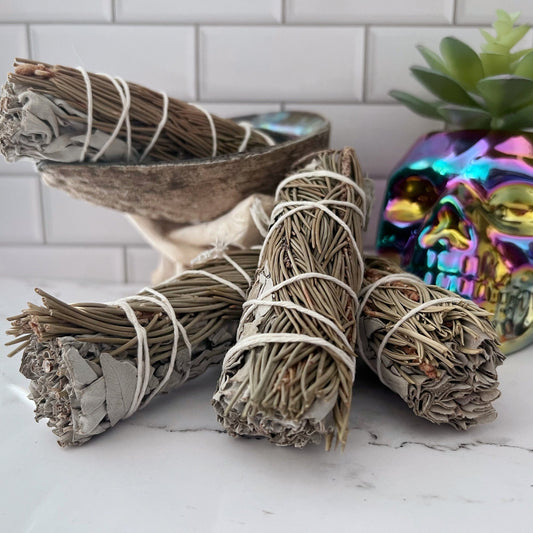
[
  {"x1": 511, "y1": 47, "x2": 533, "y2": 63},
  {"x1": 393, "y1": 10, "x2": 533, "y2": 130},
  {"x1": 440, "y1": 37, "x2": 484, "y2": 90},
  {"x1": 491, "y1": 103, "x2": 533, "y2": 130},
  {"x1": 479, "y1": 52, "x2": 510, "y2": 76},
  {"x1": 482, "y1": 41, "x2": 512, "y2": 55},
  {"x1": 477, "y1": 75, "x2": 533, "y2": 115},
  {"x1": 389, "y1": 90, "x2": 442, "y2": 119},
  {"x1": 494, "y1": 20, "x2": 513, "y2": 39},
  {"x1": 410, "y1": 66, "x2": 480, "y2": 107},
  {"x1": 416, "y1": 45, "x2": 450, "y2": 75},
  {"x1": 494, "y1": 10, "x2": 522, "y2": 34},
  {"x1": 482, "y1": 10, "x2": 531, "y2": 54},
  {"x1": 513, "y1": 50, "x2": 533, "y2": 79},
  {"x1": 480, "y1": 29, "x2": 496, "y2": 45},
  {"x1": 437, "y1": 105, "x2": 492, "y2": 129},
  {"x1": 501, "y1": 25, "x2": 530, "y2": 49}
]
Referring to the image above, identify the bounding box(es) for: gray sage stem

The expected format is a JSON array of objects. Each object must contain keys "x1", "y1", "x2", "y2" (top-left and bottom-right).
[
  {"x1": 213, "y1": 148, "x2": 367, "y2": 450},
  {"x1": 357, "y1": 255, "x2": 505, "y2": 429},
  {"x1": 0, "y1": 59, "x2": 271, "y2": 164},
  {"x1": 6, "y1": 250, "x2": 258, "y2": 446}
]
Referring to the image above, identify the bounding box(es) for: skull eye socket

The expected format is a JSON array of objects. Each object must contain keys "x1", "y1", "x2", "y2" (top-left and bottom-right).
[
  {"x1": 385, "y1": 175, "x2": 439, "y2": 225},
  {"x1": 486, "y1": 183, "x2": 533, "y2": 233}
]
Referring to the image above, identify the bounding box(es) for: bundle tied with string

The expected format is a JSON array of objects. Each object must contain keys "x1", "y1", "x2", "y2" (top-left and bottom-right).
[
  {"x1": 213, "y1": 147, "x2": 368, "y2": 450},
  {"x1": 0, "y1": 59, "x2": 274, "y2": 164},
  {"x1": 357, "y1": 255, "x2": 505, "y2": 429},
  {"x1": 6, "y1": 250, "x2": 258, "y2": 446}
]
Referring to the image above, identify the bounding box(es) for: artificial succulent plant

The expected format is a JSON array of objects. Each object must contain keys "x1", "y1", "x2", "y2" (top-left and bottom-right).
[{"x1": 391, "y1": 10, "x2": 533, "y2": 131}]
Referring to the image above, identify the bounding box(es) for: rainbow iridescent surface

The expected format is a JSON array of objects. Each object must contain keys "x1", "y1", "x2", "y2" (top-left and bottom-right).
[{"x1": 376, "y1": 130, "x2": 533, "y2": 354}]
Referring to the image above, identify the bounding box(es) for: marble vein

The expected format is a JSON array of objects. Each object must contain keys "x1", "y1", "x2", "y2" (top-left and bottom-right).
[
  {"x1": 348, "y1": 426, "x2": 533, "y2": 453},
  {"x1": 124, "y1": 420, "x2": 225, "y2": 434}
]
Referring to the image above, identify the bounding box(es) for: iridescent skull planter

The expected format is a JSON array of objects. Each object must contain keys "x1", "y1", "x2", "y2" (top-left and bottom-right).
[{"x1": 376, "y1": 130, "x2": 533, "y2": 354}]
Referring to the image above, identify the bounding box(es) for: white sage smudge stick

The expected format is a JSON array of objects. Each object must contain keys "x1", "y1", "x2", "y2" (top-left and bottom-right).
[
  {"x1": 0, "y1": 59, "x2": 273, "y2": 164},
  {"x1": 5, "y1": 250, "x2": 258, "y2": 447},
  {"x1": 213, "y1": 148, "x2": 368, "y2": 450},
  {"x1": 357, "y1": 255, "x2": 505, "y2": 429}
]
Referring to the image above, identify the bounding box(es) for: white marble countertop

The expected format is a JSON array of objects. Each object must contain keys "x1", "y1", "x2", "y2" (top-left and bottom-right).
[{"x1": 1, "y1": 277, "x2": 532, "y2": 533}]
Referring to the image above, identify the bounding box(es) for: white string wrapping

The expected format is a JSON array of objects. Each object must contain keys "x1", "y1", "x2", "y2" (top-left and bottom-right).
[
  {"x1": 113, "y1": 290, "x2": 191, "y2": 417},
  {"x1": 189, "y1": 247, "x2": 252, "y2": 288},
  {"x1": 238, "y1": 120, "x2": 276, "y2": 152},
  {"x1": 113, "y1": 298, "x2": 151, "y2": 418},
  {"x1": 91, "y1": 73, "x2": 131, "y2": 162},
  {"x1": 75, "y1": 69, "x2": 275, "y2": 163},
  {"x1": 355, "y1": 273, "x2": 467, "y2": 384},
  {"x1": 242, "y1": 299, "x2": 353, "y2": 353},
  {"x1": 260, "y1": 200, "x2": 365, "y2": 283},
  {"x1": 250, "y1": 195, "x2": 271, "y2": 237},
  {"x1": 190, "y1": 103, "x2": 217, "y2": 157},
  {"x1": 221, "y1": 252, "x2": 252, "y2": 286},
  {"x1": 238, "y1": 121, "x2": 252, "y2": 152},
  {"x1": 275, "y1": 171, "x2": 368, "y2": 215},
  {"x1": 116, "y1": 77, "x2": 133, "y2": 162},
  {"x1": 249, "y1": 123, "x2": 276, "y2": 146},
  {"x1": 223, "y1": 334, "x2": 356, "y2": 380},
  {"x1": 183, "y1": 269, "x2": 247, "y2": 300},
  {"x1": 140, "y1": 91, "x2": 169, "y2": 162},
  {"x1": 107, "y1": 252, "x2": 252, "y2": 419},
  {"x1": 76, "y1": 66, "x2": 93, "y2": 162},
  {"x1": 225, "y1": 166, "x2": 365, "y2": 384},
  {"x1": 78, "y1": 70, "x2": 135, "y2": 163},
  {"x1": 142, "y1": 287, "x2": 192, "y2": 400}
]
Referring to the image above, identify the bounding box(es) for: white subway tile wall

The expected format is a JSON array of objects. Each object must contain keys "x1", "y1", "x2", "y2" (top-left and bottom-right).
[
  {"x1": 115, "y1": 0, "x2": 282, "y2": 24},
  {"x1": 366, "y1": 27, "x2": 488, "y2": 102},
  {"x1": 0, "y1": 1, "x2": 112, "y2": 22},
  {"x1": 41, "y1": 188, "x2": 144, "y2": 245},
  {"x1": 0, "y1": 246, "x2": 125, "y2": 281},
  {"x1": 125, "y1": 247, "x2": 160, "y2": 284},
  {"x1": 199, "y1": 26, "x2": 365, "y2": 102},
  {"x1": 455, "y1": 0, "x2": 533, "y2": 24},
  {"x1": 285, "y1": 0, "x2": 454, "y2": 24},
  {"x1": 286, "y1": 103, "x2": 443, "y2": 177},
  {"x1": 0, "y1": 1, "x2": 522, "y2": 281},
  {"x1": 30, "y1": 25, "x2": 196, "y2": 100},
  {"x1": 0, "y1": 177, "x2": 43, "y2": 243},
  {"x1": 0, "y1": 24, "x2": 32, "y2": 175}
]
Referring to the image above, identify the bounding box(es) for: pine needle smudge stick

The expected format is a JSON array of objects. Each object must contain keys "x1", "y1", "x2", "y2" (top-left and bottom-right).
[
  {"x1": 357, "y1": 256, "x2": 505, "y2": 429},
  {"x1": 0, "y1": 59, "x2": 272, "y2": 164},
  {"x1": 5, "y1": 251, "x2": 258, "y2": 446},
  {"x1": 213, "y1": 148, "x2": 367, "y2": 449}
]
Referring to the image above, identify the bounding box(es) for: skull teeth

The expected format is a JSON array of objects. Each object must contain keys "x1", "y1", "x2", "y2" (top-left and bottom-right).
[{"x1": 415, "y1": 250, "x2": 502, "y2": 302}]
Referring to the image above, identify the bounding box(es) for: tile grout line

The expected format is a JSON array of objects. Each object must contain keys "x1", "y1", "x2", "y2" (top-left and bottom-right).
[
  {"x1": 123, "y1": 246, "x2": 129, "y2": 283},
  {"x1": 195, "y1": 24, "x2": 201, "y2": 101},
  {"x1": 25, "y1": 22, "x2": 32, "y2": 58},
  {"x1": 0, "y1": 243, "x2": 152, "y2": 249},
  {"x1": 0, "y1": 21, "x2": 490, "y2": 28},
  {"x1": 362, "y1": 25, "x2": 369, "y2": 102},
  {"x1": 36, "y1": 178, "x2": 47, "y2": 244},
  {"x1": 452, "y1": 0, "x2": 458, "y2": 25},
  {"x1": 111, "y1": 0, "x2": 117, "y2": 23},
  {"x1": 190, "y1": 99, "x2": 404, "y2": 106}
]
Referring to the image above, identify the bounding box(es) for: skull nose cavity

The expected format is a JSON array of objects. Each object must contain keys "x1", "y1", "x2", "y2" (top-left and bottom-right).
[{"x1": 419, "y1": 202, "x2": 472, "y2": 250}]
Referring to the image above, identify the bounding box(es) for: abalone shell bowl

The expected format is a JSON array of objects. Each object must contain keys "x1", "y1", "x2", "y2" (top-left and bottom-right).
[{"x1": 37, "y1": 111, "x2": 330, "y2": 224}]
